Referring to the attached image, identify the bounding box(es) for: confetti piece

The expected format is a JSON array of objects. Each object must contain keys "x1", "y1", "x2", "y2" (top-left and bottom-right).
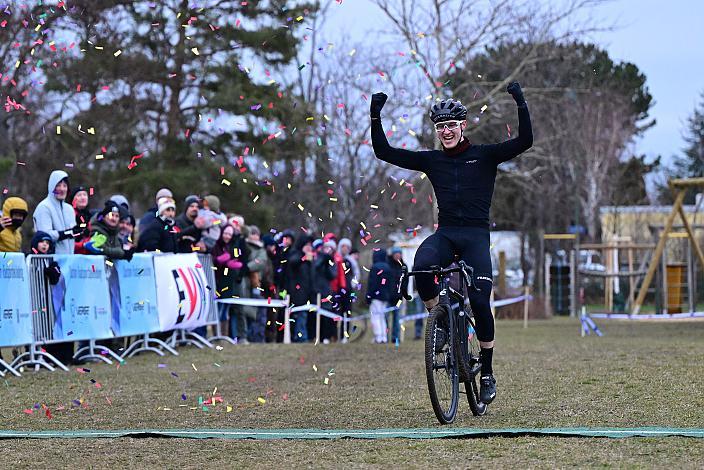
[
  {"x1": 257, "y1": 397, "x2": 266, "y2": 404},
  {"x1": 324, "y1": 377, "x2": 330, "y2": 385},
  {"x1": 226, "y1": 405, "x2": 233, "y2": 412},
  {"x1": 181, "y1": 394, "x2": 187, "y2": 401},
  {"x1": 191, "y1": 363, "x2": 198, "y2": 371},
  {"x1": 312, "y1": 364, "x2": 317, "y2": 372}
]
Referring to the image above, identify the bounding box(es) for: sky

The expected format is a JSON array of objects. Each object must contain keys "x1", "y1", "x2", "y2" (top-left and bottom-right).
[{"x1": 323, "y1": 0, "x2": 704, "y2": 168}]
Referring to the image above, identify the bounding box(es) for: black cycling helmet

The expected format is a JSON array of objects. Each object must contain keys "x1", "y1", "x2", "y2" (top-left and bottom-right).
[{"x1": 429, "y1": 99, "x2": 467, "y2": 123}]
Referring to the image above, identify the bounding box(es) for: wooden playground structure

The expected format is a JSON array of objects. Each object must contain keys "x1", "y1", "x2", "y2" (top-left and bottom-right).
[{"x1": 542, "y1": 177, "x2": 704, "y2": 316}]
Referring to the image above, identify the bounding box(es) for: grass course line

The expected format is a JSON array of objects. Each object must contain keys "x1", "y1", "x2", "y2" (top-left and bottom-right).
[{"x1": 0, "y1": 428, "x2": 703, "y2": 440}]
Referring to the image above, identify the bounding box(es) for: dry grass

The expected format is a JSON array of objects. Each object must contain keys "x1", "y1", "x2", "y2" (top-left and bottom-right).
[{"x1": 0, "y1": 317, "x2": 702, "y2": 467}]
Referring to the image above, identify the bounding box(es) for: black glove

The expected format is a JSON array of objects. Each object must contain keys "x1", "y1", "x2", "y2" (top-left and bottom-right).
[
  {"x1": 506, "y1": 82, "x2": 525, "y2": 105},
  {"x1": 44, "y1": 261, "x2": 61, "y2": 285},
  {"x1": 370, "y1": 92, "x2": 388, "y2": 119},
  {"x1": 58, "y1": 225, "x2": 83, "y2": 240}
]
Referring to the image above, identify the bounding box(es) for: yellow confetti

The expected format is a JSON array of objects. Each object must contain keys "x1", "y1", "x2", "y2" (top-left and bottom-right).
[
  {"x1": 113, "y1": 50, "x2": 122, "y2": 57},
  {"x1": 226, "y1": 405, "x2": 233, "y2": 412},
  {"x1": 324, "y1": 377, "x2": 329, "y2": 385},
  {"x1": 257, "y1": 397, "x2": 266, "y2": 404},
  {"x1": 56, "y1": 126, "x2": 61, "y2": 135},
  {"x1": 191, "y1": 47, "x2": 200, "y2": 55},
  {"x1": 312, "y1": 364, "x2": 318, "y2": 372},
  {"x1": 191, "y1": 363, "x2": 198, "y2": 371},
  {"x1": 95, "y1": 154, "x2": 104, "y2": 160},
  {"x1": 480, "y1": 104, "x2": 488, "y2": 113},
  {"x1": 87, "y1": 127, "x2": 95, "y2": 135},
  {"x1": 221, "y1": 178, "x2": 231, "y2": 186}
]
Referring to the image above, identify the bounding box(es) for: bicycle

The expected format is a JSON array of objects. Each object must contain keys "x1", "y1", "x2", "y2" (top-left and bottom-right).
[{"x1": 400, "y1": 261, "x2": 488, "y2": 424}]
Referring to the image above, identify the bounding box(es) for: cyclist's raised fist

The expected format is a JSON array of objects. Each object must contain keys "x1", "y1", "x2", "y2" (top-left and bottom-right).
[
  {"x1": 370, "y1": 92, "x2": 388, "y2": 118},
  {"x1": 506, "y1": 82, "x2": 525, "y2": 105}
]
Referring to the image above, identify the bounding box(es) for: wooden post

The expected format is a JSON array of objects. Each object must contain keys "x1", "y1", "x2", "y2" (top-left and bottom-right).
[
  {"x1": 628, "y1": 247, "x2": 635, "y2": 309},
  {"x1": 498, "y1": 251, "x2": 506, "y2": 296},
  {"x1": 523, "y1": 285, "x2": 530, "y2": 329},
  {"x1": 633, "y1": 189, "x2": 686, "y2": 314},
  {"x1": 677, "y1": 204, "x2": 704, "y2": 272},
  {"x1": 545, "y1": 253, "x2": 551, "y2": 316}
]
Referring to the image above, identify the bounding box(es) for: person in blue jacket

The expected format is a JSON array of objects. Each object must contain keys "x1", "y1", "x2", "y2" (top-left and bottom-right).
[{"x1": 365, "y1": 248, "x2": 392, "y2": 343}]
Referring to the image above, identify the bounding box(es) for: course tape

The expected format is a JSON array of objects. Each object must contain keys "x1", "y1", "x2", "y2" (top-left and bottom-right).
[
  {"x1": 590, "y1": 312, "x2": 704, "y2": 320},
  {"x1": 0, "y1": 427, "x2": 702, "y2": 440}
]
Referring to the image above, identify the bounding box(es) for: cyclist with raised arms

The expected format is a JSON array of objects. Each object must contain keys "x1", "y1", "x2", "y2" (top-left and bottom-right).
[{"x1": 370, "y1": 83, "x2": 533, "y2": 404}]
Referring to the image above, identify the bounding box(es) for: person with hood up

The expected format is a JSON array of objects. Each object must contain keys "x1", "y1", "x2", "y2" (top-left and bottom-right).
[
  {"x1": 211, "y1": 224, "x2": 249, "y2": 342},
  {"x1": 366, "y1": 248, "x2": 393, "y2": 343},
  {"x1": 284, "y1": 234, "x2": 316, "y2": 343},
  {"x1": 29, "y1": 231, "x2": 73, "y2": 362},
  {"x1": 139, "y1": 188, "x2": 173, "y2": 229},
  {"x1": 68, "y1": 185, "x2": 92, "y2": 254},
  {"x1": 136, "y1": 197, "x2": 178, "y2": 253},
  {"x1": 175, "y1": 195, "x2": 208, "y2": 253},
  {"x1": 0, "y1": 197, "x2": 28, "y2": 252},
  {"x1": 33, "y1": 170, "x2": 81, "y2": 254},
  {"x1": 84, "y1": 201, "x2": 134, "y2": 261}
]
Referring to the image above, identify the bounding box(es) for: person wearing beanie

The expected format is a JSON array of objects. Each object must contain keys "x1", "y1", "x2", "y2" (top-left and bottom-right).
[
  {"x1": 33, "y1": 170, "x2": 79, "y2": 254},
  {"x1": 200, "y1": 195, "x2": 228, "y2": 252},
  {"x1": 242, "y1": 225, "x2": 272, "y2": 343},
  {"x1": 119, "y1": 213, "x2": 136, "y2": 246},
  {"x1": 283, "y1": 235, "x2": 316, "y2": 343},
  {"x1": 68, "y1": 185, "x2": 93, "y2": 254},
  {"x1": 84, "y1": 200, "x2": 133, "y2": 260},
  {"x1": 314, "y1": 239, "x2": 338, "y2": 342},
  {"x1": 175, "y1": 195, "x2": 208, "y2": 253},
  {"x1": 0, "y1": 196, "x2": 28, "y2": 252},
  {"x1": 366, "y1": 248, "x2": 392, "y2": 343},
  {"x1": 139, "y1": 188, "x2": 173, "y2": 229},
  {"x1": 136, "y1": 197, "x2": 178, "y2": 253}
]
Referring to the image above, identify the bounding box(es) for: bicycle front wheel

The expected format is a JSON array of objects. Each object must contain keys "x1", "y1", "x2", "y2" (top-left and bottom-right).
[{"x1": 425, "y1": 303, "x2": 459, "y2": 424}]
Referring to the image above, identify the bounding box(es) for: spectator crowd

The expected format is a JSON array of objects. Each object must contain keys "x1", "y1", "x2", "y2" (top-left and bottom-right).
[{"x1": 1, "y1": 170, "x2": 416, "y2": 357}]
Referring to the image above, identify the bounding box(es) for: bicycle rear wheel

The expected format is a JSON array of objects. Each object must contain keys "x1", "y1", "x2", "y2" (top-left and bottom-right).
[{"x1": 425, "y1": 303, "x2": 459, "y2": 424}]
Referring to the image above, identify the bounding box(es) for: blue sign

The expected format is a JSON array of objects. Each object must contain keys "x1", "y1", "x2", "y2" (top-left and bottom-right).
[
  {"x1": 51, "y1": 255, "x2": 113, "y2": 341},
  {"x1": 0, "y1": 253, "x2": 34, "y2": 346},
  {"x1": 114, "y1": 254, "x2": 160, "y2": 336}
]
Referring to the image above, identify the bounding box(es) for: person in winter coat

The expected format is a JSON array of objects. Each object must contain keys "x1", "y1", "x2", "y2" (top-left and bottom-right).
[
  {"x1": 366, "y1": 248, "x2": 393, "y2": 343},
  {"x1": 175, "y1": 195, "x2": 208, "y2": 253},
  {"x1": 139, "y1": 188, "x2": 173, "y2": 229},
  {"x1": 262, "y1": 235, "x2": 279, "y2": 342},
  {"x1": 200, "y1": 195, "x2": 228, "y2": 252},
  {"x1": 29, "y1": 231, "x2": 72, "y2": 363},
  {"x1": 33, "y1": 170, "x2": 80, "y2": 254},
  {"x1": 327, "y1": 239, "x2": 347, "y2": 320},
  {"x1": 284, "y1": 235, "x2": 316, "y2": 343},
  {"x1": 211, "y1": 224, "x2": 249, "y2": 342},
  {"x1": 387, "y1": 246, "x2": 409, "y2": 343},
  {"x1": 136, "y1": 197, "x2": 178, "y2": 253},
  {"x1": 0, "y1": 197, "x2": 28, "y2": 252},
  {"x1": 242, "y1": 225, "x2": 270, "y2": 342},
  {"x1": 84, "y1": 201, "x2": 134, "y2": 261},
  {"x1": 314, "y1": 240, "x2": 338, "y2": 342},
  {"x1": 68, "y1": 185, "x2": 93, "y2": 254}
]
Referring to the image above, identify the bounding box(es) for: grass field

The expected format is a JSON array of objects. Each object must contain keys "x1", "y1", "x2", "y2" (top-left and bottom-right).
[{"x1": 2, "y1": 317, "x2": 704, "y2": 468}]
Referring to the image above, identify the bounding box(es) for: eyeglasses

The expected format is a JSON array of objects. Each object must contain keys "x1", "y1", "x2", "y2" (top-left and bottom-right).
[{"x1": 434, "y1": 120, "x2": 463, "y2": 132}]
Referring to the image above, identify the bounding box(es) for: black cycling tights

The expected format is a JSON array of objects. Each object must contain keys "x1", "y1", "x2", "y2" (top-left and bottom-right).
[{"x1": 413, "y1": 226, "x2": 494, "y2": 343}]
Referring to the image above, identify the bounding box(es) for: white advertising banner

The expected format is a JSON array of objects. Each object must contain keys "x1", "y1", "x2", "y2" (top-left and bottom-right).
[{"x1": 153, "y1": 253, "x2": 211, "y2": 331}]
